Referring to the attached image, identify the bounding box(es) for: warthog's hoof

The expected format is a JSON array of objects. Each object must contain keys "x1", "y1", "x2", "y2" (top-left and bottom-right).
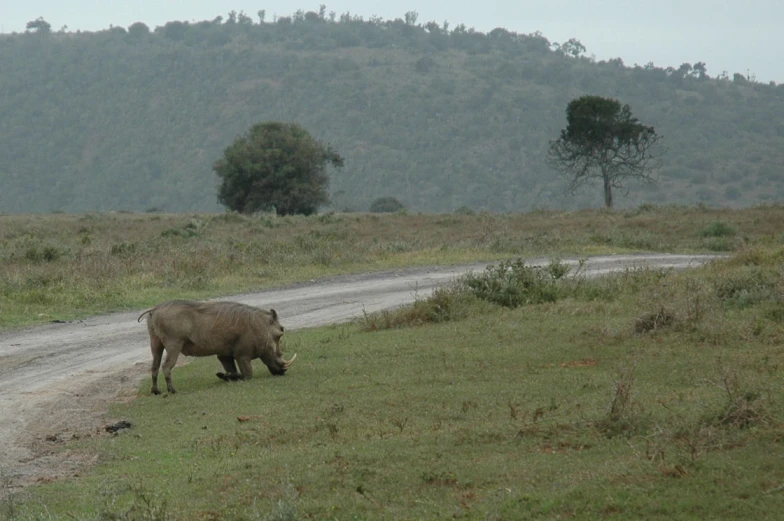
[{"x1": 216, "y1": 372, "x2": 242, "y2": 381}]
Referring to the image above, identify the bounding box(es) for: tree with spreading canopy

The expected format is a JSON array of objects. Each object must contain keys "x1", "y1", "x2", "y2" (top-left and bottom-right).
[
  {"x1": 26, "y1": 17, "x2": 51, "y2": 34},
  {"x1": 214, "y1": 122, "x2": 343, "y2": 215},
  {"x1": 547, "y1": 95, "x2": 661, "y2": 208}
]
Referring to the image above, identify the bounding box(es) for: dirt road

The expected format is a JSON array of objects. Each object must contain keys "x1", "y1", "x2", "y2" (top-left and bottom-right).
[{"x1": 0, "y1": 254, "x2": 719, "y2": 489}]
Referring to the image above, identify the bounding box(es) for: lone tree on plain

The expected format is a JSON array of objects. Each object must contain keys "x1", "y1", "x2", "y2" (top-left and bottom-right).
[
  {"x1": 547, "y1": 95, "x2": 661, "y2": 208},
  {"x1": 26, "y1": 17, "x2": 52, "y2": 34},
  {"x1": 214, "y1": 122, "x2": 343, "y2": 215}
]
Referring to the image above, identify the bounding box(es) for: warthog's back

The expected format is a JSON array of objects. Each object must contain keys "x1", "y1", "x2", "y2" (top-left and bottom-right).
[{"x1": 146, "y1": 300, "x2": 282, "y2": 357}]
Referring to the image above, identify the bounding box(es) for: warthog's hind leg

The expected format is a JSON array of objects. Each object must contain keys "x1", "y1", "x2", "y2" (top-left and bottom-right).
[
  {"x1": 160, "y1": 339, "x2": 184, "y2": 394},
  {"x1": 216, "y1": 355, "x2": 242, "y2": 381},
  {"x1": 150, "y1": 334, "x2": 165, "y2": 395}
]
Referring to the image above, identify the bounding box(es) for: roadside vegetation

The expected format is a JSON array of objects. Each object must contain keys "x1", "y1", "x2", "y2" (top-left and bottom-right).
[
  {"x1": 4, "y1": 221, "x2": 783, "y2": 519},
  {"x1": 1, "y1": 204, "x2": 781, "y2": 330}
]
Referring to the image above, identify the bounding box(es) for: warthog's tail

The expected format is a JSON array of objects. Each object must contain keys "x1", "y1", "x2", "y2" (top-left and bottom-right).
[{"x1": 137, "y1": 309, "x2": 154, "y2": 323}]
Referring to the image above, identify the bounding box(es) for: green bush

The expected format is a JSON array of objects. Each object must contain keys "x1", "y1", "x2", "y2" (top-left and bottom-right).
[
  {"x1": 462, "y1": 258, "x2": 568, "y2": 308},
  {"x1": 700, "y1": 221, "x2": 737, "y2": 238},
  {"x1": 110, "y1": 241, "x2": 137, "y2": 256},
  {"x1": 369, "y1": 196, "x2": 405, "y2": 213},
  {"x1": 24, "y1": 245, "x2": 64, "y2": 263}
]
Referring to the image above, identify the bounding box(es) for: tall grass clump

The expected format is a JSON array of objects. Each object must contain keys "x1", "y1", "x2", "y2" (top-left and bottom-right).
[
  {"x1": 594, "y1": 363, "x2": 651, "y2": 438},
  {"x1": 361, "y1": 285, "x2": 490, "y2": 330},
  {"x1": 708, "y1": 365, "x2": 775, "y2": 430}
]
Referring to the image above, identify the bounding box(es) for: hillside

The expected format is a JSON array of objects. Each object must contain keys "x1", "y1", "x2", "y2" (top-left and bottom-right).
[{"x1": 1, "y1": 11, "x2": 783, "y2": 213}]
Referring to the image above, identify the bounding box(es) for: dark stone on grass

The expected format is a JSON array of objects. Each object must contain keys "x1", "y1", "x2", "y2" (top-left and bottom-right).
[{"x1": 105, "y1": 420, "x2": 132, "y2": 433}]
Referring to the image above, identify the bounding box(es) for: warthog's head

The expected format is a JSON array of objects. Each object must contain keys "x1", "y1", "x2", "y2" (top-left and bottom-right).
[{"x1": 263, "y1": 309, "x2": 296, "y2": 375}]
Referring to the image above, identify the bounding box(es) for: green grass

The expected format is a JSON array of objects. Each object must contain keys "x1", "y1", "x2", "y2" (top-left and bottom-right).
[
  {"x1": 7, "y1": 246, "x2": 784, "y2": 520},
  {"x1": 2, "y1": 204, "x2": 784, "y2": 330}
]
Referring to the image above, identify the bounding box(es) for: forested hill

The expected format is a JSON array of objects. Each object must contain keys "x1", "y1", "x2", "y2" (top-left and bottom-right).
[{"x1": 2, "y1": 11, "x2": 783, "y2": 214}]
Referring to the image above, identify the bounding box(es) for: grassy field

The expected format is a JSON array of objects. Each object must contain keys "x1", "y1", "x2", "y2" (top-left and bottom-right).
[
  {"x1": 2, "y1": 205, "x2": 784, "y2": 520},
  {"x1": 1, "y1": 204, "x2": 782, "y2": 329}
]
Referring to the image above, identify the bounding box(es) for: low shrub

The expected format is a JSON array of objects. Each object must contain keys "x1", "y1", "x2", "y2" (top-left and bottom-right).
[
  {"x1": 700, "y1": 221, "x2": 737, "y2": 238},
  {"x1": 369, "y1": 196, "x2": 405, "y2": 213},
  {"x1": 462, "y1": 258, "x2": 568, "y2": 308}
]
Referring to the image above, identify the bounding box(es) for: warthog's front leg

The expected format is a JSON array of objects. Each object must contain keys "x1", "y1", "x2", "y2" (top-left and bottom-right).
[
  {"x1": 236, "y1": 358, "x2": 254, "y2": 380},
  {"x1": 216, "y1": 355, "x2": 242, "y2": 381}
]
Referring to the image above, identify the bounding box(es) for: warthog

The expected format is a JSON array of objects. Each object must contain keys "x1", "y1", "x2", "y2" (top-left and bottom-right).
[{"x1": 138, "y1": 299, "x2": 296, "y2": 394}]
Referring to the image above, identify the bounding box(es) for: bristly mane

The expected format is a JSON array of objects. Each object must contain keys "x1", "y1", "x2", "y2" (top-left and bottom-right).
[{"x1": 193, "y1": 301, "x2": 276, "y2": 334}]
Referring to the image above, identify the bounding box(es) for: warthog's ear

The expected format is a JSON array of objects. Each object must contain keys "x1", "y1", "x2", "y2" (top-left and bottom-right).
[{"x1": 270, "y1": 308, "x2": 278, "y2": 321}]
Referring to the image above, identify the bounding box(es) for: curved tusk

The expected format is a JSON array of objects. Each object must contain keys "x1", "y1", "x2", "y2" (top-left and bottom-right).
[{"x1": 283, "y1": 353, "x2": 297, "y2": 367}]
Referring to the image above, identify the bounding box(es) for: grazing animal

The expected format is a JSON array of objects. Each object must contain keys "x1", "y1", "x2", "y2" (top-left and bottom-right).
[{"x1": 138, "y1": 300, "x2": 296, "y2": 394}]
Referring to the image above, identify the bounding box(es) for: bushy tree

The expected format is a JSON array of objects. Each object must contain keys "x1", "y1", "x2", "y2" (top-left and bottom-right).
[
  {"x1": 214, "y1": 122, "x2": 344, "y2": 215},
  {"x1": 162, "y1": 21, "x2": 189, "y2": 41},
  {"x1": 25, "y1": 17, "x2": 51, "y2": 34},
  {"x1": 127, "y1": 22, "x2": 150, "y2": 37},
  {"x1": 547, "y1": 95, "x2": 661, "y2": 208},
  {"x1": 560, "y1": 38, "x2": 586, "y2": 58}
]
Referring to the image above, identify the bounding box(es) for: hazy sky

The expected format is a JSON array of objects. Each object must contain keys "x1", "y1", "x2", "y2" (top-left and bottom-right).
[{"x1": 2, "y1": 1, "x2": 780, "y2": 83}]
